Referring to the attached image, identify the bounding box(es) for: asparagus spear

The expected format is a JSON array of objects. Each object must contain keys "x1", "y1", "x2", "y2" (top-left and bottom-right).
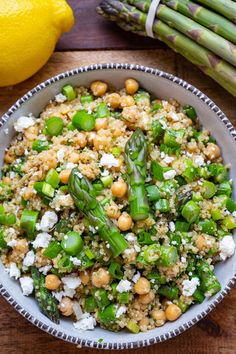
[
  {"x1": 31, "y1": 267, "x2": 60, "y2": 324},
  {"x1": 126, "y1": 1, "x2": 236, "y2": 67},
  {"x1": 68, "y1": 168, "x2": 128, "y2": 257},
  {"x1": 125, "y1": 128, "x2": 149, "y2": 221},
  {"x1": 162, "y1": 0, "x2": 236, "y2": 45},
  {"x1": 97, "y1": 1, "x2": 236, "y2": 97},
  {"x1": 196, "y1": 0, "x2": 236, "y2": 24}
]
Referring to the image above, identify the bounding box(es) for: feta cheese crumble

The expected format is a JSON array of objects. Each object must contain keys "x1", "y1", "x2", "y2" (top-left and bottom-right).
[
  {"x1": 100, "y1": 153, "x2": 119, "y2": 168},
  {"x1": 14, "y1": 116, "x2": 36, "y2": 132},
  {"x1": 163, "y1": 170, "x2": 176, "y2": 180},
  {"x1": 31, "y1": 232, "x2": 52, "y2": 249},
  {"x1": 194, "y1": 155, "x2": 205, "y2": 166},
  {"x1": 62, "y1": 276, "x2": 81, "y2": 289},
  {"x1": 8, "y1": 263, "x2": 21, "y2": 279},
  {"x1": 182, "y1": 277, "x2": 200, "y2": 297},
  {"x1": 39, "y1": 211, "x2": 58, "y2": 232},
  {"x1": 55, "y1": 93, "x2": 67, "y2": 103},
  {"x1": 70, "y1": 257, "x2": 82, "y2": 266},
  {"x1": 132, "y1": 272, "x2": 141, "y2": 283},
  {"x1": 116, "y1": 280, "x2": 132, "y2": 293},
  {"x1": 169, "y1": 221, "x2": 175, "y2": 232},
  {"x1": 219, "y1": 235, "x2": 235, "y2": 261},
  {"x1": 19, "y1": 277, "x2": 34, "y2": 296},
  {"x1": 116, "y1": 305, "x2": 127, "y2": 318},
  {"x1": 23, "y1": 251, "x2": 35, "y2": 268},
  {"x1": 73, "y1": 313, "x2": 96, "y2": 331},
  {"x1": 57, "y1": 148, "x2": 65, "y2": 162}
]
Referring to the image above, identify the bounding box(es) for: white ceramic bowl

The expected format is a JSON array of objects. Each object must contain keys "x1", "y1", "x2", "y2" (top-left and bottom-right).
[{"x1": 0, "y1": 63, "x2": 236, "y2": 349}]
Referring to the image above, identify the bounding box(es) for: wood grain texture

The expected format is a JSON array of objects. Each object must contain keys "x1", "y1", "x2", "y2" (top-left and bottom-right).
[
  {"x1": 0, "y1": 50, "x2": 235, "y2": 354},
  {"x1": 56, "y1": 0, "x2": 163, "y2": 50}
]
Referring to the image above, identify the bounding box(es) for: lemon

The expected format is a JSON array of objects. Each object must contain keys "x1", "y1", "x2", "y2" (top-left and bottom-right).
[{"x1": 0, "y1": 0, "x2": 74, "y2": 87}]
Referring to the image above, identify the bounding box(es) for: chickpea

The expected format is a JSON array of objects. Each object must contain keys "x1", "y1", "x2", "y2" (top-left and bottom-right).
[
  {"x1": 151, "y1": 309, "x2": 166, "y2": 327},
  {"x1": 4, "y1": 151, "x2": 15, "y2": 164},
  {"x1": 68, "y1": 151, "x2": 80, "y2": 164},
  {"x1": 106, "y1": 204, "x2": 121, "y2": 219},
  {"x1": 106, "y1": 93, "x2": 121, "y2": 109},
  {"x1": 111, "y1": 179, "x2": 128, "y2": 198},
  {"x1": 120, "y1": 95, "x2": 135, "y2": 108},
  {"x1": 59, "y1": 297, "x2": 73, "y2": 316},
  {"x1": 112, "y1": 128, "x2": 122, "y2": 138},
  {"x1": 134, "y1": 277, "x2": 150, "y2": 295},
  {"x1": 91, "y1": 268, "x2": 111, "y2": 288},
  {"x1": 95, "y1": 118, "x2": 108, "y2": 131},
  {"x1": 125, "y1": 78, "x2": 139, "y2": 95},
  {"x1": 117, "y1": 212, "x2": 133, "y2": 231},
  {"x1": 139, "y1": 317, "x2": 149, "y2": 327},
  {"x1": 2, "y1": 177, "x2": 11, "y2": 184},
  {"x1": 79, "y1": 271, "x2": 90, "y2": 285},
  {"x1": 90, "y1": 81, "x2": 108, "y2": 96},
  {"x1": 138, "y1": 290, "x2": 155, "y2": 305},
  {"x1": 24, "y1": 125, "x2": 39, "y2": 140},
  {"x1": 93, "y1": 135, "x2": 109, "y2": 151},
  {"x1": 195, "y1": 235, "x2": 207, "y2": 251},
  {"x1": 59, "y1": 169, "x2": 71, "y2": 184},
  {"x1": 40, "y1": 151, "x2": 57, "y2": 169},
  {"x1": 204, "y1": 143, "x2": 220, "y2": 160},
  {"x1": 165, "y1": 304, "x2": 182, "y2": 321},
  {"x1": 45, "y1": 274, "x2": 61, "y2": 290},
  {"x1": 74, "y1": 133, "x2": 87, "y2": 148}
]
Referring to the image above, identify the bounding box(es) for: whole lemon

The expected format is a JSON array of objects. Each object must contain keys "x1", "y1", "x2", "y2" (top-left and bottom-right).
[{"x1": 0, "y1": 0, "x2": 74, "y2": 87}]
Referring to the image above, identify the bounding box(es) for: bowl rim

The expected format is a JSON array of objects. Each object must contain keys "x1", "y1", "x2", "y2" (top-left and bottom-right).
[{"x1": 0, "y1": 62, "x2": 236, "y2": 350}]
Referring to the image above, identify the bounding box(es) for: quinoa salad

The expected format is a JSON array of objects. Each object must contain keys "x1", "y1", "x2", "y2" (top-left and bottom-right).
[{"x1": 0, "y1": 78, "x2": 235, "y2": 334}]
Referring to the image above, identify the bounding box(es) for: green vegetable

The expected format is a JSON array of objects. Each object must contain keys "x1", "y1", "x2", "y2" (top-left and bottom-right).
[
  {"x1": 101, "y1": 175, "x2": 113, "y2": 188},
  {"x1": 217, "y1": 181, "x2": 232, "y2": 196},
  {"x1": 45, "y1": 169, "x2": 60, "y2": 189},
  {"x1": 0, "y1": 213, "x2": 16, "y2": 225},
  {"x1": 199, "y1": 219, "x2": 217, "y2": 235},
  {"x1": 143, "y1": 244, "x2": 161, "y2": 263},
  {"x1": 68, "y1": 168, "x2": 128, "y2": 257},
  {"x1": 20, "y1": 210, "x2": 38, "y2": 238},
  {"x1": 164, "y1": 129, "x2": 184, "y2": 147},
  {"x1": 151, "y1": 120, "x2": 164, "y2": 140},
  {"x1": 126, "y1": 321, "x2": 140, "y2": 334},
  {"x1": 42, "y1": 182, "x2": 55, "y2": 198},
  {"x1": 147, "y1": 271, "x2": 167, "y2": 285},
  {"x1": 158, "y1": 284, "x2": 179, "y2": 300},
  {"x1": 175, "y1": 220, "x2": 190, "y2": 232},
  {"x1": 151, "y1": 161, "x2": 163, "y2": 181},
  {"x1": 202, "y1": 180, "x2": 217, "y2": 199},
  {"x1": 45, "y1": 117, "x2": 64, "y2": 136},
  {"x1": 0, "y1": 182, "x2": 12, "y2": 201},
  {"x1": 117, "y1": 292, "x2": 130, "y2": 304},
  {"x1": 72, "y1": 110, "x2": 95, "y2": 131},
  {"x1": 43, "y1": 241, "x2": 62, "y2": 259},
  {"x1": 32, "y1": 139, "x2": 51, "y2": 152},
  {"x1": 155, "y1": 199, "x2": 170, "y2": 213},
  {"x1": 137, "y1": 230, "x2": 154, "y2": 245},
  {"x1": 181, "y1": 200, "x2": 200, "y2": 223},
  {"x1": 80, "y1": 95, "x2": 94, "y2": 104},
  {"x1": 97, "y1": 1, "x2": 236, "y2": 97},
  {"x1": 96, "y1": 102, "x2": 110, "y2": 117},
  {"x1": 198, "y1": 260, "x2": 221, "y2": 297},
  {"x1": 57, "y1": 255, "x2": 73, "y2": 272},
  {"x1": 146, "y1": 185, "x2": 160, "y2": 202},
  {"x1": 193, "y1": 288, "x2": 205, "y2": 304},
  {"x1": 111, "y1": 147, "x2": 121, "y2": 157},
  {"x1": 208, "y1": 164, "x2": 227, "y2": 183},
  {"x1": 151, "y1": 101, "x2": 163, "y2": 112},
  {"x1": 98, "y1": 304, "x2": 117, "y2": 324},
  {"x1": 125, "y1": 129, "x2": 149, "y2": 221},
  {"x1": 31, "y1": 267, "x2": 60, "y2": 324},
  {"x1": 94, "y1": 289, "x2": 110, "y2": 309},
  {"x1": 0, "y1": 229, "x2": 7, "y2": 249},
  {"x1": 108, "y1": 262, "x2": 123, "y2": 280},
  {"x1": 158, "y1": 245, "x2": 178, "y2": 267},
  {"x1": 61, "y1": 231, "x2": 83, "y2": 256},
  {"x1": 221, "y1": 215, "x2": 236, "y2": 230},
  {"x1": 61, "y1": 84, "x2": 76, "y2": 101},
  {"x1": 182, "y1": 104, "x2": 197, "y2": 120},
  {"x1": 85, "y1": 296, "x2": 96, "y2": 312},
  {"x1": 55, "y1": 219, "x2": 71, "y2": 234},
  {"x1": 67, "y1": 122, "x2": 76, "y2": 131}
]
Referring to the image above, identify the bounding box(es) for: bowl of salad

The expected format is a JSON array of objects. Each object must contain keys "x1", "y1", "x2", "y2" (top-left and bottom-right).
[{"x1": 0, "y1": 63, "x2": 236, "y2": 349}]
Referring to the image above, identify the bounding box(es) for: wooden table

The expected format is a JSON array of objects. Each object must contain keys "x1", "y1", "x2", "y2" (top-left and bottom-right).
[{"x1": 0, "y1": 1, "x2": 235, "y2": 354}]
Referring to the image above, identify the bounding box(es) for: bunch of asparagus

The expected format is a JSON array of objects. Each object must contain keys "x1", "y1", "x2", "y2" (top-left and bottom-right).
[{"x1": 97, "y1": 0, "x2": 236, "y2": 97}]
